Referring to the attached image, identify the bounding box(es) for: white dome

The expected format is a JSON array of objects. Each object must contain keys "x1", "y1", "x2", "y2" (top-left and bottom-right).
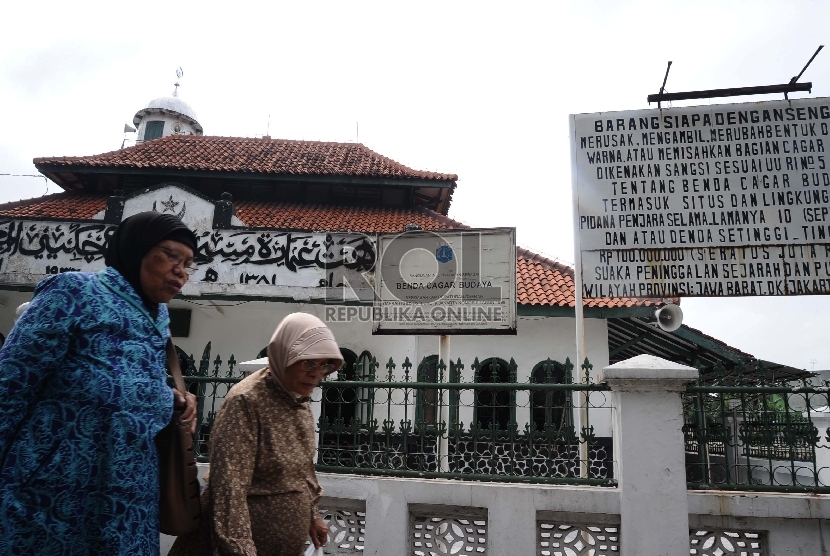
[
  {"x1": 144, "y1": 96, "x2": 198, "y2": 121},
  {"x1": 133, "y1": 95, "x2": 203, "y2": 133}
]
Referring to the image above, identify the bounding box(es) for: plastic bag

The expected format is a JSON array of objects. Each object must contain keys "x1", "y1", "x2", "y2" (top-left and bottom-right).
[{"x1": 304, "y1": 544, "x2": 324, "y2": 556}]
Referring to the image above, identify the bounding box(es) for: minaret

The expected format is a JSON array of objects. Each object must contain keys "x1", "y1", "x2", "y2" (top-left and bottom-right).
[{"x1": 132, "y1": 68, "x2": 204, "y2": 143}]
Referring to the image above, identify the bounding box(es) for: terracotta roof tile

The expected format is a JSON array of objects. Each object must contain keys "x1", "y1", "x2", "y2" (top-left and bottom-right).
[
  {"x1": 0, "y1": 193, "x2": 660, "y2": 309},
  {"x1": 235, "y1": 202, "x2": 458, "y2": 233},
  {"x1": 516, "y1": 246, "x2": 663, "y2": 310},
  {"x1": 0, "y1": 192, "x2": 106, "y2": 219},
  {"x1": 34, "y1": 135, "x2": 458, "y2": 181}
]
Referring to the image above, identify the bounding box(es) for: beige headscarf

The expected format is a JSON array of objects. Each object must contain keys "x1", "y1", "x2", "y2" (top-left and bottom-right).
[{"x1": 267, "y1": 313, "x2": 344, "y2": 396}]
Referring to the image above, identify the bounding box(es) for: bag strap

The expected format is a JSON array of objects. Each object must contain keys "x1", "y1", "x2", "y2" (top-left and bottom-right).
[{"x1": 166, "y1": 338, "x2": 187, "y2": 395}]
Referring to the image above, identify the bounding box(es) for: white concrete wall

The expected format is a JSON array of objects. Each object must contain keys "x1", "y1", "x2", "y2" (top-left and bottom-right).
[
  {"x1": 689, "y1": 491, "x2": 830, "y2": 556},
  {"x1": 0, "y1": 290, "x2": 35, "y2": 339},
  {"x1": 160, "y1": 473, "x2": 830, "y2": 555},
  {"x1": 317, "y1": 474, "x2": 619, "y2": 556},
  {"x1": 171, "y1": 301, "x2": 611, "y2": 380}
]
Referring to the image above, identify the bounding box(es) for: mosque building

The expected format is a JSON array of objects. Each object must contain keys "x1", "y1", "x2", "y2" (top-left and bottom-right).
[{"x1": 0, "y1": 74, "x2": 805, "y2": 508}]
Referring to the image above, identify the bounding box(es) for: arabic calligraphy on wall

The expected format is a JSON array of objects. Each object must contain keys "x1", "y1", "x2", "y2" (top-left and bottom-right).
[
  {"x1": 0, "y1": 220, "x2": 376, "y2": 295},
  {"x1": 195, "y1": 230, "x2": 375, "y2": 272},
  {"x1": 0, "y1": 221, "x2": 112, "y2": 262}
]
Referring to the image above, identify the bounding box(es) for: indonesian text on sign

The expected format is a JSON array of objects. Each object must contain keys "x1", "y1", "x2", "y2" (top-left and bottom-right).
[{"x1": 572, "y1": 97, "x2": 830, "y2": 297}]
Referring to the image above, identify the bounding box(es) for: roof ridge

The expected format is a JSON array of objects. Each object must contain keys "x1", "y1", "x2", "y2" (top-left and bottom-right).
[
  {"x1": 517, "y1": 245, "x2": 575, "y2": 277},
  {"x1": 414, "y1": 206, "x2": 470, "y2": 229},
  {"x1": 351, "y1": 143, "x2": 459, "y2": 181},
  {"x1": 33, "y1": 135, "x2": 459, "y2": 182}
]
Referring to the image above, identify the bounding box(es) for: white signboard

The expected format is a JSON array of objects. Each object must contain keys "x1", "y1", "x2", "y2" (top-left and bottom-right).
[
  {"x1": 372, "y1": 228, "x2": 517, "y2": 335},
  {"x1": 571, "y1": 97, "x2": 830, "y2": 297}
]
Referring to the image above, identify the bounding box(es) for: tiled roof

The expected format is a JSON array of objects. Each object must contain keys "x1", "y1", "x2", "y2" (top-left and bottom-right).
[
  {"x1": 236, "y1": 202, "x2": 459, "y2": 232},
  {"x1": 0, "y1": 192, "x2": 106, "y2": 219},
  {"x1": 33, "y1": 135, "x2": 458, "y2": 181},
  {"x1": 516, "y1": 247, "x2": 661, "y2": 309},
  {"x1": 0, "y1": 193, "x2": 659, "y2": 309}
]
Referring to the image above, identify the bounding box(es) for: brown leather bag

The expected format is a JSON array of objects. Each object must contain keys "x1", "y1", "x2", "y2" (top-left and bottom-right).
[{"x1": 156, "y1": 338, "x2": 202, "y2": 536}]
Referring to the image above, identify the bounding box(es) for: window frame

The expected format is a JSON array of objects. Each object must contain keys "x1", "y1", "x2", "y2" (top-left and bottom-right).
[
  {"x1": 530, "y1": 359, "x2": 573, "y2": 434},
  {"x1": 472, "y1": 357, "x2": 516, "y2": 431}
]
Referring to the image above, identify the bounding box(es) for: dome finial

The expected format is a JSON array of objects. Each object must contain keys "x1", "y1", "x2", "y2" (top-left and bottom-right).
[{"x1": 173, "y1": 67, "x2": 183, "y2": 97}]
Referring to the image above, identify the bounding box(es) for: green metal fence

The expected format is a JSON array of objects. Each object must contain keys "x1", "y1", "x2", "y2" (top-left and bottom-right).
[
  {"x1": 174, "y1": 342, "x2": 243, "y2": 462},
  {"x1": 683, "y1": 362, "x2": 830, "y2": 493},
  {"x1": 174, "y1": 347, "x2": 615, "y2": 486},
  {"x1": 173, "y1": 346, "x2": 830, "y2": 493},
  {"x1": 314, "y1": 356, "x2": 614, "y2": 486}
]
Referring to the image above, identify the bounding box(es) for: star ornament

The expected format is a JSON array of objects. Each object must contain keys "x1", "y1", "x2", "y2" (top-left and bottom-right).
[{"x1": 160, "y1": 195, "x2": 180, "y2": 212}]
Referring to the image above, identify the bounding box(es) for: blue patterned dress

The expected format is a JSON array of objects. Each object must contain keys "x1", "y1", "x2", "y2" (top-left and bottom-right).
[{"x1": 0, "y1": 267, "x2": 174, "y2": 555}]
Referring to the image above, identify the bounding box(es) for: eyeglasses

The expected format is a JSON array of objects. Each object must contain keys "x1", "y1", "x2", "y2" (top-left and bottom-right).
[
  {"x1": 301, "y1": 360, "x2": 339, "y2": 375},
  {"x1": 156, "y1": 245, "x2": 197, "y2": 275}
]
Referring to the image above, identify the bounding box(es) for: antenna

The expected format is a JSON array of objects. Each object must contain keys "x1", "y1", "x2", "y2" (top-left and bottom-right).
[
  {"x1": 173, "y1": 67, "x2": 183, "y2": 97},
  {"x1": 657, "y1": 61, "x2": 672, "y2": 108},
  {"x1": 267, "y1": 114, "x2": 271, "y2": 137},
  {"x1": 356, "y1": 121, "x2": 359, "y2": 143},
  {"x1": 786, "y1": 45, "x2": 824, "y2": 99}
]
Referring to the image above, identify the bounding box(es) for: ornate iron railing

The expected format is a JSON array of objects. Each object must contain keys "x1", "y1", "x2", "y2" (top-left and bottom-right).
[
  {"x1": 172, "y1": 348, "x2": 615, "y2": 486},
  {"x1": 683, "y1": 361, "x2": 830, "y2": 493},
  {"x1": 171, "y1": 346, "x2": 830, "y2": 493},
  {"x1": 172, "y1": 341, "x2": 244, "y2": 462},
  {"x1": 314, "y1": 357, "x2": 614, "y2": 485}
]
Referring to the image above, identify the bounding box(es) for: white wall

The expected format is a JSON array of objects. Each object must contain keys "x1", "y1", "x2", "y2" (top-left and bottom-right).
[
  {"x1": 0, "y1": 290, "x2": 36, "y2": 339},
  {"x1": 161, "y1": 473, "x2": 830, "y2": 556}
]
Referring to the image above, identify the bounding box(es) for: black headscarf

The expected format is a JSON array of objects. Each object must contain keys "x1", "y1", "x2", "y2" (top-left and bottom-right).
[{"x1": 105, "y1": 212, "x2": 198, "y2": 311}]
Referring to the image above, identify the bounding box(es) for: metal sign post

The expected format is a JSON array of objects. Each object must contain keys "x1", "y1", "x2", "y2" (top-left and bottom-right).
[
  {"x1": 570, "y1": 116, "x2": 590, "y2": 479},
  {"x1": 438, "y1": 334, "x2": 450, "y2": 473},
  {"x1": 373, "y1": 228, "x2": 518, "y2": 476}
]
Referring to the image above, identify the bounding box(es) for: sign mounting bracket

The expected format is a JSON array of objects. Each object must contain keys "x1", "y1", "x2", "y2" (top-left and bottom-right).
[{"x1": 648, "y1": 46, "x2": 823, "y2": 105}]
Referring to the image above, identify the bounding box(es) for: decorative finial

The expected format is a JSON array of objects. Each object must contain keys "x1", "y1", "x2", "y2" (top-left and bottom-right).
[{"x1": 173, "y1": 67, "x2": 183, "y2": 97}]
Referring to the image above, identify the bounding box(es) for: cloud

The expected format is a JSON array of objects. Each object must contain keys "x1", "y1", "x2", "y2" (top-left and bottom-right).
[{"x1": 2, "y1": 39, "x2": 138, "y2": 99}]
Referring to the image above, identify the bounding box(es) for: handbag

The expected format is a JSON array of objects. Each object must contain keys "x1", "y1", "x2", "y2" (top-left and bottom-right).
[{"x1": 156, "y1": 338, "x2": 202, "y2": 536}]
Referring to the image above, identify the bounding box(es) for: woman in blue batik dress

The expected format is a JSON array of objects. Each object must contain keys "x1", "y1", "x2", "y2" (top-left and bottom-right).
[{"x1": 0, "y1": 211, "x2": 199, "y2": 555}]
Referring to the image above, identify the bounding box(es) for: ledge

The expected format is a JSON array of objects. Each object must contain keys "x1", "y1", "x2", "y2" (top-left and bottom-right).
[
  {"x1": 689, "y1": 490, "x2": 830, "y2": 520},
  {"x1": 600, "y1": 354, "x2": 698, "y2": 391}
]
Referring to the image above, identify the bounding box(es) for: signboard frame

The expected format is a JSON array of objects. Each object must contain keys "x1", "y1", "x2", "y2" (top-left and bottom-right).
[
  {"x1": 372, "y1": 227, "x2": 517, "y2": 336},
  {"x1": 570, "y1": 96, "x2": 830, "y2": 299}
]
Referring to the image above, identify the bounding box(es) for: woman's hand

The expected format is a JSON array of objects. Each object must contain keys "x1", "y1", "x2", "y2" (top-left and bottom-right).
[
  {"x1": 172, "y1": 388, "x2": 198, "y2": 435},
  {"x1": 309, "y1": 516, "x2": 328, "y2": 548}
]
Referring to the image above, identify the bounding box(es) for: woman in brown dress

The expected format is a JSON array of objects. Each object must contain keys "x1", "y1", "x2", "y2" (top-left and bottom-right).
[{"x1": 171, "y1": 312, "x2": 342, "y2": 556}]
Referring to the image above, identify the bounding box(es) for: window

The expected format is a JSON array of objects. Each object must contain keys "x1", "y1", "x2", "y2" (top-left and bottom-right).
[
  {"x1": 168, "y1": 308, "x2": 192, "y2": 337},
  {"x1": 473, "y1": 357, "x2": 515, "y2": 431},
  {"x1": 416, "y1": 355, "x2": 439, "y2": 425},
  {"x1": 320, "y1": 349, "x2": 374, "y2": 428},
  {"x1": 354, "y1": 350, "x2": 375, "y2": 425},
  {"x1": 530, "y1": 359, "x2": 572, "y2": 433},
  {"x1": 415, "y1": 355, "x2": 461, "y2": 428},
  {"x1": 321, "y1": 349, "x2": 356, "y2": 427},
  {"x1": 143, "y1": 120, "x2": 164, "y2": 141}
]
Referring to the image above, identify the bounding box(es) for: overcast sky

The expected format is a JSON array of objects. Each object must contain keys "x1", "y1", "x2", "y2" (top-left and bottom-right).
[{"x1": 1, "y1": 1, "x2": 829, "y2": 371}]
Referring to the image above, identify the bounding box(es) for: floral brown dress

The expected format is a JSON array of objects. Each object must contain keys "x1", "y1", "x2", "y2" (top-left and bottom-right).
[{"x1": 171, "y1": 367, "x2": 322, "y2": 556}]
